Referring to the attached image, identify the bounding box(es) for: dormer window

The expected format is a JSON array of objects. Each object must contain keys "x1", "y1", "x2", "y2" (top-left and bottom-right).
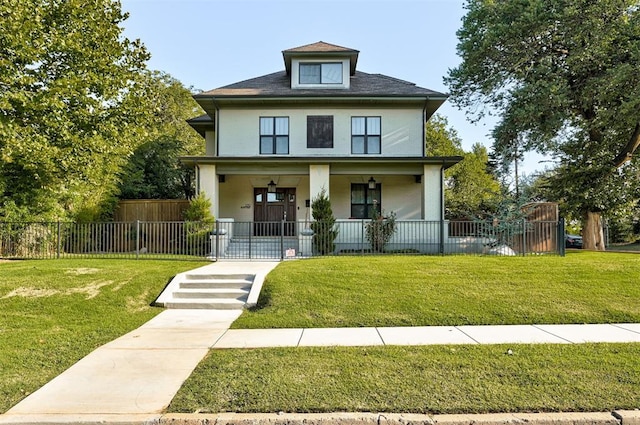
[{"x1": 299, "y1": 63, "x2": 343, "y2": 84}]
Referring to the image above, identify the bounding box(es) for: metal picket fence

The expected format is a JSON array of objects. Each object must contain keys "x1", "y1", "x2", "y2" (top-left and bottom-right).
[{"x1": 0, "y1": 218, "x2": 564, "y2": 261}]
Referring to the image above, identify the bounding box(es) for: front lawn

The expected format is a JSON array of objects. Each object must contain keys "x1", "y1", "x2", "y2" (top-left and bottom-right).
[
  {"x1": 4, "y1": 253, "x2": 640, "y2": 415},
  {"x1": 0, "y1": 259, "x2": 208, "y2": 413},
  {"x1": 169, "y1": 344, "x2": 640, "y2": 414},
  {"x1": 172, "y1": 251, "x2": 640, "y2": 414},
  {"x1": 233, "y1": 251, "x2": 640, "y2": 328}
]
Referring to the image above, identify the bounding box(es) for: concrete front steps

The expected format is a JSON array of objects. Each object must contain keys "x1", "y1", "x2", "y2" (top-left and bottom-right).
[{"x1": 158, "y1": 273, "x2": 255, "y2": 310}]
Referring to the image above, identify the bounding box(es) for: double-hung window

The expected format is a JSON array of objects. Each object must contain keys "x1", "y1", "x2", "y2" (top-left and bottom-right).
[
  {"x1": 299, "y1": 63, "x2": 343, "y2": 84},
  {"x1": 352, "y1": 117, "x2": 381, "y2": 154},
  {"x1": 260, "y1": 117, "x2": 289, "y2": 154},
  {"x1": 351, "y1": 183, "x2": 381, "y2": 219}
]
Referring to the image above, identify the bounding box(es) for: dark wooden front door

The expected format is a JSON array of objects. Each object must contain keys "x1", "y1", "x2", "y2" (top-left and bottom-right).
[{"x1": 254, "y1": 188, "x2": 296, "y2": 236}]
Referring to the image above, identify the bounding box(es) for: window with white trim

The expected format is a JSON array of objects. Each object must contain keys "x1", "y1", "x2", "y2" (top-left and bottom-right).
[
  {"x1": 299, "y1": 63, "x2": 343, "y2": 84},
  {"x1": 260, "y1": 117, "x2": 289, "y2": 154},
  {"x1": 352, "y1": 117, "x2": 381, "y2": 154}
]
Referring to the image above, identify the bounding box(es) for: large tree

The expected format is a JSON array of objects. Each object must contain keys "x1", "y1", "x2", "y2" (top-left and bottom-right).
[
  {"x1": 0, "y1": 0, "x2": 149, "y2": 221},
  {"x1": 445, "y1": 0, "x2": 640, "y2": 250},
  {"x1": 118, "y1": 72, "x2": 204, "y2": 200},
  {"x1": 426, "y1": 115, "x2": 501, "y2": 219}
]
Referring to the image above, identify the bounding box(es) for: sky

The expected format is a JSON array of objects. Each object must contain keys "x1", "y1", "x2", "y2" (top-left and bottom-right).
[{"x1": 119, "y1": 0, "x2": 550, "y2": 175}]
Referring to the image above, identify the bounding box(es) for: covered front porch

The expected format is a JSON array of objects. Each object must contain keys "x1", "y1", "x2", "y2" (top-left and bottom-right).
[
  {"x1": 185, "y1": 156, "x2": 463, "y2": 258},
  {"x1": 189, "y1": 157, "x2": 462, "y2": 226}
]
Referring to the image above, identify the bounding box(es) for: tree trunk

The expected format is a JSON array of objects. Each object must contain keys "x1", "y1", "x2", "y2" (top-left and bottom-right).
[{"x1": 582, "y1": 211, "x2": 606, "y2": 251}]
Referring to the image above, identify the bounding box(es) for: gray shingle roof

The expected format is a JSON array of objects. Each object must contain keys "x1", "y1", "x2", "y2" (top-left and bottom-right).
[
  {"x1": 197, "y1": 70, "x2": 446, "y2": 98},
  {"x1": 282, "y1": 41, "x2": 358, "y2": 53},
  {"x1": 282, "y1": 41, "x2": 360, "y2": 74}
]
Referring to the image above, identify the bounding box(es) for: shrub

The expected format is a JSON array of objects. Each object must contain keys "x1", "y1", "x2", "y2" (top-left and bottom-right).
[
  {"x1": 366, "y1": 209, "x2": 396, "y2": 253},
  {"x1": 310, "y1": 189, "x2": 338, "y2": 255},
  {"x1": 184, "y1": 193, "x2": 215, "y2": 254}
]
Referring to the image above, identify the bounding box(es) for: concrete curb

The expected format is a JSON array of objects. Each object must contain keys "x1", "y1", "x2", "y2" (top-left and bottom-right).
[
  {"x1": 157, "y1": 411, "x2": 639, "y2": 425},
  {"x1": 1, "y1": 410, "x2": 638, "y2": 425}
]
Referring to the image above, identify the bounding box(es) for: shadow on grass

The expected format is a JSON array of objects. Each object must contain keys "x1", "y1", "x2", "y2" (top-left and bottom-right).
[{"x1": 248, "y1": 280, "x2": 272, "y2": 311}]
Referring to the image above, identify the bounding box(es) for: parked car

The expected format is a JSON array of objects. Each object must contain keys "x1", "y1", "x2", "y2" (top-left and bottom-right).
[{"x1": 565, "y1": 234, "x2": 583, "y2": 249}]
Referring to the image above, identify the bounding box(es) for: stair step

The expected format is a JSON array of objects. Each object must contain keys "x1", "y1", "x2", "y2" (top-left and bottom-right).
[
  {"x1": 173, "y1": 288, "x2": 248, "y2": 300},
  {"x1": 165, "y1": 298, "x2": 246, "y2": 310},
  {"x1": 180, "y1": 280, "x2": 252, "y2": 289},
  {"x1": 184, "y1": 273, "x2": 255, "y2": 281}
]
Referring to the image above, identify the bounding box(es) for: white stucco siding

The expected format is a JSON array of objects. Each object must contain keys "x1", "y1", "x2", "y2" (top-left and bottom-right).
[
  {"x1": 329, "y1": 175, "x2": 423, "y2": 220},
  {"x1": 217, "y1": 107, "x2": 424, "y2": 157},
  {"x1": 217, "y1": 175, "x2": 255, "y2": 222},
  {"x1": 204, "y1": 130, "x2": 216, "y2": 156}
]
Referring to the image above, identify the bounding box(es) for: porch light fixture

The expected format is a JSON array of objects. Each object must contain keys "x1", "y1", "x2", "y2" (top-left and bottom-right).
[
  {"x1": 267, "y1": 180, "x2": 277, "y2": 193},
  {"x1": 368, "y1": 176, "x2": 376, "y2": 190}
]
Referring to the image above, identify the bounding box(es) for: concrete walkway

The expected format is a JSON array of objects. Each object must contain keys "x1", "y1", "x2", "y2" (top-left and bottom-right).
[
  {"x1": 2, "y1": 260, "x2": 640, "y2": 425},
  {"x1": 1, "y1": 309, "x2": 242, "y2": 424},
  {"x1": 213, "y1": 323, "x2": 640, "y2": 348}
]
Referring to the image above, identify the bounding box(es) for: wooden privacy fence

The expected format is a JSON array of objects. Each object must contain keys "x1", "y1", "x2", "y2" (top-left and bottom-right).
[{"x1": 114, "y1": 200, "x2": 190, "y2": 222}]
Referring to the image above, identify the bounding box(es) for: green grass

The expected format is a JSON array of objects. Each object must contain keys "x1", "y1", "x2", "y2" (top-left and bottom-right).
[
  {"x1": 169, "y1": 344, "x2": 640, "y2": 414},
  {"x1": 233, "y1": 251, "x2": 640, "y2": 328},
  {"x1": 610, "y1": 241, "x2": 640, "y2": 252},
  {"x1": 0, "y1": 258, "x2": 208, "y2": 413},
  {"x1": 4, "y1": 253, "x2": 640, "y2": 415},
  {"x1": 170, "y1": 251, "x2": 640, "y2": 414}
]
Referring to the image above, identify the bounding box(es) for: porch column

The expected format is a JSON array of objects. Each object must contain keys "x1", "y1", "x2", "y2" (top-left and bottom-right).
[
  {"x1": 309, "y1": 164, "x2": 330, "y2": 205},
  {"x1": 198, "y1": 164, "x2": 219, "y2": 218},
  {"x1": 422, "y1": 164, "x2": 442, "y2": 221}
]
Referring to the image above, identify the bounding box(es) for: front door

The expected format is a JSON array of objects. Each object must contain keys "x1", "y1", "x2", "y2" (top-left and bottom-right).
[{"x1": 254, "y1": 188, "x2": 296, "y2": 236}]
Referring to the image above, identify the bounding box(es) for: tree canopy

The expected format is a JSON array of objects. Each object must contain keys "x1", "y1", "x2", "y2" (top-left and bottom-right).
[
  {"x1": 445, "y1": 0, "x2": 640, "y2": 249},
  {"x1": 0, "y1": 1, "x2": 204, "y2": 221},
  {"x1": 0, "y1": 0, "x2": 151, "y2": 221},
  {"x1": 118, "y1": 72, "x2": 204, "y2": 200},
  {"x1": 426, "y1": 115, "x2": 501, "y2": 219}
]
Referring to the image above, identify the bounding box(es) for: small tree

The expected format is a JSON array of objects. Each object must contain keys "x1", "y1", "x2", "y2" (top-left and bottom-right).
[
  {"x1": 184, "y1": 192, "x2": 214, "y2": 223},
  {"x1": 310, "y1": 189, "x2": 338, "y2": 255},
  {"x1": 366, "y1": 209, "x2": 397, "y2": 253},
  {"x1": 183, "y1": 193, "x2": 215, "y2": 253}
]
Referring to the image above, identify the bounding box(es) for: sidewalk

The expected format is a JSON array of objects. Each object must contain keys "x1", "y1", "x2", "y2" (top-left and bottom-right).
[
  {"x1": 2, "y1": 260, "x2": 640, "y2": 425},
  {"x1": 213, "y1": 323, "x2": 640, "y2": 348}
]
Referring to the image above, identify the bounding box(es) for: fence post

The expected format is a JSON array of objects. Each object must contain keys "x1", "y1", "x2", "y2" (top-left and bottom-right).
[
  {"x1": 135, "y1": 220, "x2": 140, "y2": 260},
  {"x1": 56, "y1": 221, "x2": 61, "y2": 259},
  {"x1": 215, "y1": 220, "x2": 220, "y2": 261},
  {"x1": 280, "y1": 219, "x2": 284, "y2": 261},
  {"x1": 522, "y1": 218, "x2": 527, "y2": 257},
  {"x1": 249, "y1": 225, "x2": 252, "y2": 260},
  {"x1": 361, "y1": 220, "x2": 365, "y2": 255},
  {"x1": 439, "y1": 219, "x2": 445, "y2": 255},
  {"x1": 559, "y1": 217, "x2": 566, "y2": 256}
]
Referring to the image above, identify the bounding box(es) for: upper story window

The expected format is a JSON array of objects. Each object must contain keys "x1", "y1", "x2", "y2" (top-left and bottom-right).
[
  {"x1": 307, "y1": 115, "x2": 333, "y2": 148},
  {"x1": 352, "y1": 117, "x2": 381, "y2": 154},
  {"x1": 260, "y1": 117, "x2": 289, "y2": 155},
  {"x1": 299, "y1": 63, "x2": 343, "y2": 84}
]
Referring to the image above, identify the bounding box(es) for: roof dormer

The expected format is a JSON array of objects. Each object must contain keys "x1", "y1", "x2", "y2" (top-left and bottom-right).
[{"x1": 282, "y1": 41, "x2": 359, "y2": 90}]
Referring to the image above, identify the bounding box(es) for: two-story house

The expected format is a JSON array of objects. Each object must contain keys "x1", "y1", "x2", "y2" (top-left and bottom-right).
[{"x1": 185, "y1": 41, "x2": 462, "y2": 257}]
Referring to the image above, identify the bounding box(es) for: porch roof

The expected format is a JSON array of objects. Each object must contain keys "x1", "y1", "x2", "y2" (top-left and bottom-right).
[{"x1": 181, "y1": 155, "x2": 463, "y2": 172}]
